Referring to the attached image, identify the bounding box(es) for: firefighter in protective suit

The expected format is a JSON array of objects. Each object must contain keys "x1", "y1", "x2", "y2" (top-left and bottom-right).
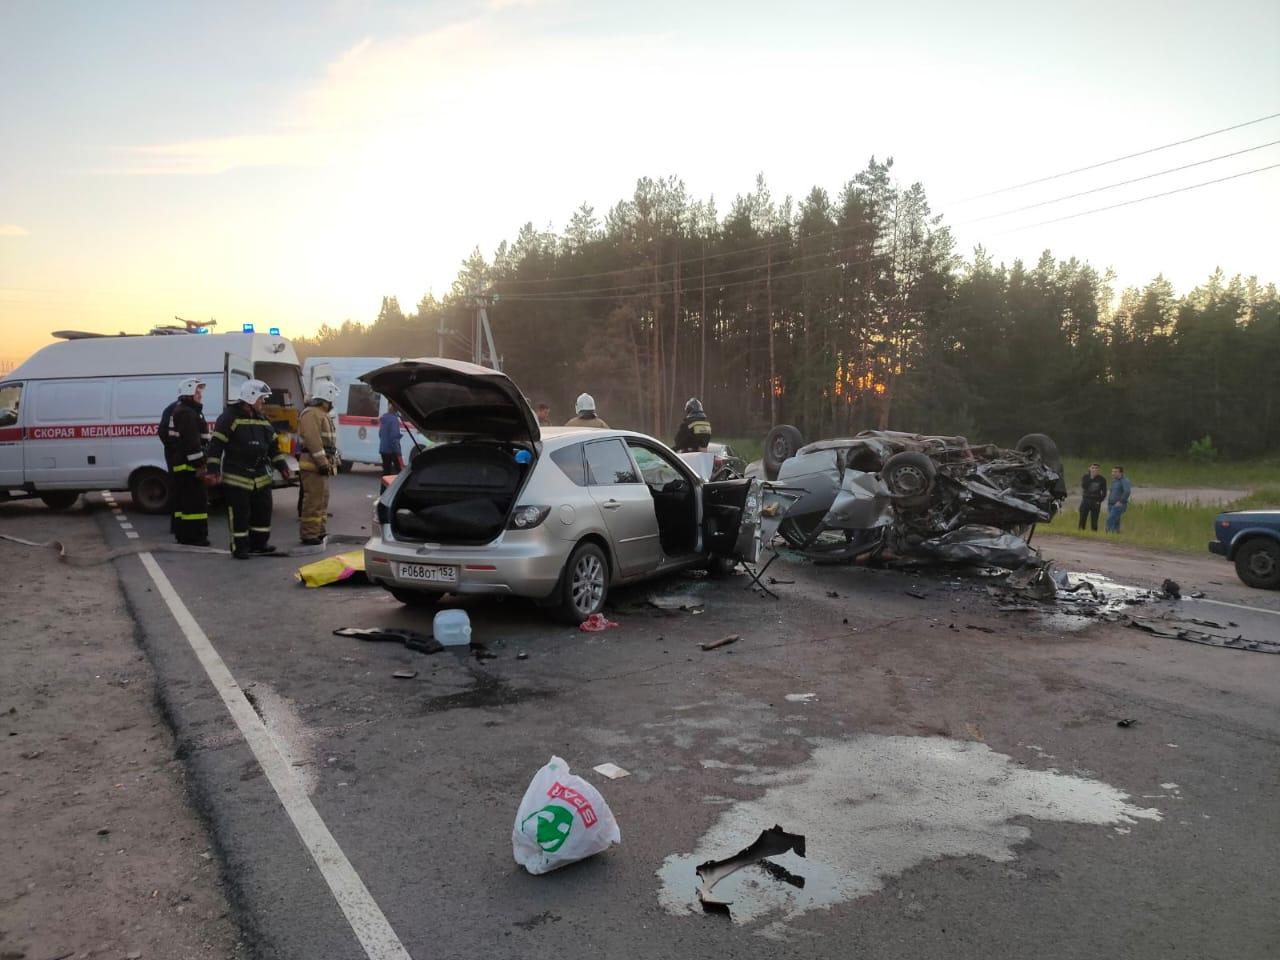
[
  {"x1": 673, "y1": 397, "x2": 712, "y2": 452},
  {"x1": 205, "y1": 380, "x2": 291, "y2": 559},
  {"x1": 160, "y1": 377, "x2": 212, "y2": 545},
  {"x1": 297, "y1": 380, "x2": 339, "y2": 545}
]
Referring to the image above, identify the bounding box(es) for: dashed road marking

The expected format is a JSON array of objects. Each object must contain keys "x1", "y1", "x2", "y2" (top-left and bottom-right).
[{"x1": 136, "y1": 552, "x2": 412, "y2": 960}]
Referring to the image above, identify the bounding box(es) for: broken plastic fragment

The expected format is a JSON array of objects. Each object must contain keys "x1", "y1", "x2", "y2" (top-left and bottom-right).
[{"x1": 695, "y1": 825, "x2": 806, "y2": 914}]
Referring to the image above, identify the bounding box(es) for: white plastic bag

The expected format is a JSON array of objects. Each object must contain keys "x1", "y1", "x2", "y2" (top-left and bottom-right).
[{"x1": 512, "y1": 756, "x2": 621, "y2": 875}]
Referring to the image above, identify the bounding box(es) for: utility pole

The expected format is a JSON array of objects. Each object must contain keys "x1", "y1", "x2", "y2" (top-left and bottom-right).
[
  {"x1": 767, "y1": 241, "x2": 776, "y2": 426},
  {"x1": 437, "y1": 312, "x2": 446, "y2": 357},
  {"x1": 472, "y1": 290, "x2": 501, "y2": 371}
]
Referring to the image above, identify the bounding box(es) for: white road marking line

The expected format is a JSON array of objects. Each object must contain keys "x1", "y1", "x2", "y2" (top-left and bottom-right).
[
  {"x1": 1193, "y1": 597, "x2": 1280, "y2": 619},
  {"x1": 125, "y1": 532, "x2": 139, "y2": 539},
  {"x1": 136, "y1": 553, "x2": 412, "y2": 960},
  {"x1": 119, "y1": 522, "x2": 134, "y2": 530}
]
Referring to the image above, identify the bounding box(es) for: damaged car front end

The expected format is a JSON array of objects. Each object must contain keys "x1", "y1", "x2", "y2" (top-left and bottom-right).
[{"x1": 760, "y1": 427, "x2": 1068, "y2": 566}]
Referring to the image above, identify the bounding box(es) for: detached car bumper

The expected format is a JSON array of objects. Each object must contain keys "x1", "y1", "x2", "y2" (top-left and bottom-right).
[
  {"x1": 363, "y1": 526, "x2": 568, "y2": 600},
  {"x1": 1208, "y1": 540, "x2": 1228, "y2": 557}
]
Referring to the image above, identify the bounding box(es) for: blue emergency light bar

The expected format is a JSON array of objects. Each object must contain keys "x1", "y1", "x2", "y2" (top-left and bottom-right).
[
  {"x1": 269, "y1": 327, "x2": 280, "y2": 336},
  {"x1": 242, "y1": 323, "x2": 255, "y2": 333}
]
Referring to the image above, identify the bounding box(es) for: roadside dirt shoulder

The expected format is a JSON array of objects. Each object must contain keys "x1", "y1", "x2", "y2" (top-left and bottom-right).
[{"x1": 0, "y1": 502, "x2": 240, "y2": 960}]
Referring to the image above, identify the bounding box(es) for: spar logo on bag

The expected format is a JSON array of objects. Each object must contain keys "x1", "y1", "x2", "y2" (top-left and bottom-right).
[{"x1": 519, "y1": 781, "x2": 600, "y2": 853}]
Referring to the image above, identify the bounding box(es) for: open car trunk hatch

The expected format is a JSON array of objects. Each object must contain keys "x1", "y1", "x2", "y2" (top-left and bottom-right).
[{"x1": 361, "y1": 358, "x2": 540, "y2": 444}]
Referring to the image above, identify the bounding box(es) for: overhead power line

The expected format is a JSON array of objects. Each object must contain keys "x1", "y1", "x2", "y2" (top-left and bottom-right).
[
  {"x1": 495, "y1": 163, "x2": 1280, "y2": 304},
  {"x1": 958, "y1": 138, "x2": 1280, "y2": 224},
  {"x1": 489, "y1": 110, "x2": 1280, "y2": 290},
  {"x1": 953, "y1": 109, "x2": 1280, "y2": 203},
  {"x1": 997, "y1": 161, "x2": 1280, "y2": 232},
  {"x1": 498, "y1": 143, "x2": 1280, "y2": 301}
]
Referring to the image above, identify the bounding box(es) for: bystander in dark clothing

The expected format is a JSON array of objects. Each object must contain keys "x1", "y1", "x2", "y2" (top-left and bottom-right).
[
  {"x1": 1078, "y1": 465, "x2": 1107, "y2": 531},
  {"x1": 378, "y1": 408, "x2": 403, "y2": 475}
]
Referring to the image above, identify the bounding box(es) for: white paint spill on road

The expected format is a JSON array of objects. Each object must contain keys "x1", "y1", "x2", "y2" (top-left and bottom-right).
[
  {"x1": 247, "y1": 683, "x2": 322, "y2": 795},
  {"x1": 658, "y1": 736, "x2": 1162, "y2": 929}
]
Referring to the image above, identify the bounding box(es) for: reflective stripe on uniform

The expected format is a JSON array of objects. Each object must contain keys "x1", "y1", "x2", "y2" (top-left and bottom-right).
[
  {"x1": 249, "y1": 526, "x2": 272, "y2": 533},
  {"x1": 221, "y1": 474, "x2": 256, "y2": 490},
  {"x1": 186, "y1": 451, "x2": 204, "y2": 461},
  {"x1": 212, "y1": 431, "x2": 229, "y2": 442},
  {"x1": 231, "y1": 418, "x2": 274, "y2": 430},
  {"x1": 173, "y1": 464, "x2": 196, "y2": 473},
  {"x1": 175, "y1": 512, "x2": 209, "y2": 521}
]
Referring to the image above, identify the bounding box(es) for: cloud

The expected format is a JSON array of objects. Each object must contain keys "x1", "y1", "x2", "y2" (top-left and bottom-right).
[
  {"x1": 486, "y1": 0, "x2": 543, "y2": 9},
  {"x1": 112, "y1": 21, "x2": 501, "y2": 176},
  {"x1": 0, "y1": 224, "x2": 29, "y2": 237}
]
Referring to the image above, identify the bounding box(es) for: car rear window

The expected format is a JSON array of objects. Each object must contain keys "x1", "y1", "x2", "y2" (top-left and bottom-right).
[
  {"x1": 550, "y1": 444, "x2": 588, "y2": 486},
  {"x1": 584, "y1": 438, "x2": 640, "y2": 485}
]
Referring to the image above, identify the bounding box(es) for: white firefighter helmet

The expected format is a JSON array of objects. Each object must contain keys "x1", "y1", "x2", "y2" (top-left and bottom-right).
[
  {"x1": 238, "y1": 379, "x2": 272, "y2": 405},
  {"x1": 575, "y1": 392, "x2": 596, "y2": 416},
  {"x1": 178, "y1": 377, "x2": 206, "y2": 398},
  {"x1": 312, "y1": 380, "x2": 340, "y2": 405}
]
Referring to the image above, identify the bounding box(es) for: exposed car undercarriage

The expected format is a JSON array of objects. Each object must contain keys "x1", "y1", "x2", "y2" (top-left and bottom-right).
[{"x1": 755, "y1": 427, "x2": 1068, "y2": 568}]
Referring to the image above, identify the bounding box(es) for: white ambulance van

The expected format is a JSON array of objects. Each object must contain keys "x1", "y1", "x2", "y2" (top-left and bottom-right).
[
  {"x1": 0, "y1": 329, "x2": 308, "y2": 512},
  {"x1": 301, "y1": 356, "x2": 416, "y2": 470}
]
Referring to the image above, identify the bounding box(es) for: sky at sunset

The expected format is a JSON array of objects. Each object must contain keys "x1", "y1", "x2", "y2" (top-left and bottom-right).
[{"x1": 2, "y1": 0, "x2": 1278, "y2": 367}]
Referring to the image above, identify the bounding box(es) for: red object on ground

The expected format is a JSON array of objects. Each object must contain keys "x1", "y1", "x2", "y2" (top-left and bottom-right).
[{"x1": 579, "y1": 613, "x2": 619, "y2": 632}]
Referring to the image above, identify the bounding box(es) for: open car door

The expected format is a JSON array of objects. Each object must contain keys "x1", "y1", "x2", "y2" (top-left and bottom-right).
[{"x1": 701, "y1": 478, "x2": 763, "y2": 565}]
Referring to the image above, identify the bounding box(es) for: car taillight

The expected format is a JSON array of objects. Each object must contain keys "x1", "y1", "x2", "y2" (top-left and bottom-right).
[{"x1": 508, "y1": 505, "x2": 551, "y2": 530}]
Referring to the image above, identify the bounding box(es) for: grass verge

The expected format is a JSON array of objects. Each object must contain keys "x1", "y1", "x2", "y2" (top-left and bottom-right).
[
  {"x1": 1060, "y1": 456, "x2": 1280, "y2": 489},
  {"x1": 1042, "y1": 486, "x2": 1280, "y2": 553}
]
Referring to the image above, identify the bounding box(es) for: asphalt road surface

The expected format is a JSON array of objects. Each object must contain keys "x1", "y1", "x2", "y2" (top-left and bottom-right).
[{"x1": 57, "y1": 469, "x2": 1280, "y2": 958}]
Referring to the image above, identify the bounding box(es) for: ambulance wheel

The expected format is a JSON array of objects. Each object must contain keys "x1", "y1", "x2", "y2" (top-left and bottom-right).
[
  {"x1": 129, "y1": 468, "x2": 174, "y2": 515},
  {"x1": 39, "y1": 491, "x2": 80, "y2": 510}
]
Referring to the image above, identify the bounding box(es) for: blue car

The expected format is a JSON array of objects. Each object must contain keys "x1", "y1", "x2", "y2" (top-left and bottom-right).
[{"x1": 1209, "y1": 510, "x2": 1280, "y2": 589}]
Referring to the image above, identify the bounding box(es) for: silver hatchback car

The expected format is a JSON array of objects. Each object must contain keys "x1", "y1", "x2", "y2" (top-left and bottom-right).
[{"x1": 361, "y1": 359, "x2": 763, "y2": 622}]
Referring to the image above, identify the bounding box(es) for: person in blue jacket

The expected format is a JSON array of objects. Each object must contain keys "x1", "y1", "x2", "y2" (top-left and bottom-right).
[
  {"x1": 1105, "y1": 466, "x2": 1132, "y2": 533},
  {"x1": 379, "y1": 404, "x2": 404, "y2": 475}
]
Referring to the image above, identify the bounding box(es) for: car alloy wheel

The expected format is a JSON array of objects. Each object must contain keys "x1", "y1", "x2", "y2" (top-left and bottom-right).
[{"x1": 571, "y1": 552, "x2": 605, "y2": 615}]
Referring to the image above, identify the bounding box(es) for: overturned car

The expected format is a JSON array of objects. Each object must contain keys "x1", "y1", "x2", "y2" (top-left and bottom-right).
[{"x1": 757, "y1": 427, "x2": 1068, "y2": 567}]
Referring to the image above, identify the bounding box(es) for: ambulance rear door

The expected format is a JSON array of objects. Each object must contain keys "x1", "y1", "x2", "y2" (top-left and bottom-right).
[{"x1": 224, "y1": 353, "x2": 252, "y2": 405}]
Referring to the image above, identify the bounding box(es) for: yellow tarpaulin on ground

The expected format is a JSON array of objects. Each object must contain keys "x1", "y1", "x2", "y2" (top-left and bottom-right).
[{"x1": 295, "y1": 550, "x2": 367, "y2": 588}]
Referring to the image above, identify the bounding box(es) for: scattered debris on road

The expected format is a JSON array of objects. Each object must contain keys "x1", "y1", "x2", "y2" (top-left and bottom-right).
[
  {"x1": 646, "y1": 592, "x2": 706, "y2": 614},
  {"x1": 392, "y1": 669, "x2": 418, "y2": 679},
  {"x1": 1117, "y1": 718, "x2": 1137, "y2": 728},
  {"x1": 785, "y1": 693, "x2": 818, "y2": 703},
  {"x1": 694, "y1": 825, "x2": 807, "y2": 914},
  {"x1": 1162, "y1": 579, "x2": 1182, "y2": 599},
  {"x1": 580, "y1": 612, "x2": 620, "y2": 632},
  {"x1": 592, "y1": 762, "x2": 630, "y2": 780},
  {"x1": 333, "y1": 626, "x2": 443, "y2": 655},
  {"x1": 700, "y1": 635, "x2": 740, "y2": 651},
  {"x1": 1127, "y1": 615, "x2": 1278, "y2": 653},
  {"x1": 513, "y1": 756, "x2": 621, "y2": 875}
]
